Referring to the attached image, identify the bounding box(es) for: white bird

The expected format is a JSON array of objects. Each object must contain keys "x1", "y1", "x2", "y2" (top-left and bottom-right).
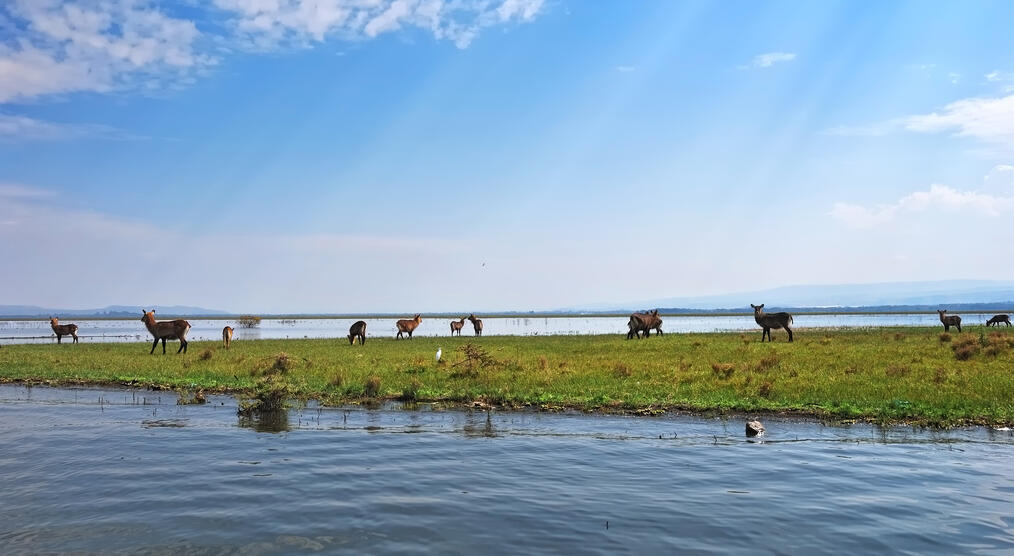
[{"x1": 435, "y1": 348, "x2": 442, "y2": 362}]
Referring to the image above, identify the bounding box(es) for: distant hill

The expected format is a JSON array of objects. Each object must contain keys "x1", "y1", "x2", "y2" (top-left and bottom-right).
[
  {"x1": 572, "y1": 280, "x2": 1014, "y2": 313},
  {"x1": 0, "y1": 305, "x2": 229, "y2": 318}
]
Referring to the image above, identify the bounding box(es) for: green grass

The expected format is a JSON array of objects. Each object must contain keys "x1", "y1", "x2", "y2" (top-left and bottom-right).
[{"x1": 2, "y1": 327, "x2": 1013, "y2": 427}]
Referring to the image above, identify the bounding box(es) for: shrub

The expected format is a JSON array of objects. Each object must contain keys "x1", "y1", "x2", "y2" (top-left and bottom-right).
[
  {"x1": 710, "y1": 362, "x2": 735, "y2": 379},
  {"x1": 198, "y1": 348, "x2": 214, "y2": 361},
  {"x1": 758, "y1": 381, "x2": 774, "y2": 398},
  {"x1": 950, "y1": 336, "x2": 980, "y2": 361},
  {"x1": 364, "y1": 375, "x2": 382, "y2": 397},
  {"x1": 885, "y1": 364, "x2": 910, "y2": 378},
  {"x1": 400, "y1": 378, "x2": 422, "y2": 401},
  {"x1": 613, "y1": 363, "x2": 632, "y2": 378},
  {"x1": 754, "y1": 354, "x2": 780, "y2": 372},
  {"x1": 939, "y1": 333, "x2": 952, "y2": 343},
  {"x1": 236, "y1": 315, "x2": 262, "y2": 328},
  {"x1": 328, "y1": 372, "x2": 344, "y2": 389}
]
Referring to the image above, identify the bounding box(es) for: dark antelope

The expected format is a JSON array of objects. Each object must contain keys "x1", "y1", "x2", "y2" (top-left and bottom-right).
[
  {"x1": 937, "y1": 310, "x2": 962, "y2": 333},
  {"x1": 986, "y1": 314, "x2": 1011, "y2": 327},
  {"x1": 349, "y1": 320, "x2": 367, "y2": 345},
  {"x1": 222, "y1": 326, "x2": 233, "y2": 349},
  {"x1": 450, "y1": 317, "x2": 465, "y2": 336},
  {"x1": 627, "y1": 310, "x2": 663, "y2": 340},
  {"x1": 141, "y1": 310, "x2": 191, "y2": 354},
  {"x1": 49, "y1": 316, "x2": 79, "y2": 344},
  {"x1": 468, "y1": 314, "x2": 483, "y2": 336},
  {"x1": 751, "y1": 304, "x2": 793, "y2": 342},
  {"x1": 396, "y1": 315, "x2": 422, "y2": 339}
]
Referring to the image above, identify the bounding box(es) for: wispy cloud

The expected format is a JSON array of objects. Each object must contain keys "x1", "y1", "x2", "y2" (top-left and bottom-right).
[
  {"x1": 746, "y1": 52, "x2": 796, "y2": 69},
  {"x1": 614, "y1": 65, "x2": 636, "y2": 73},
  {"x1": 826, "y1": 93, "x2": 1014, "y2": 148},
  {"x1": 212, "y1": 0, "x2": 545, "y2": 50},
  {"x1": 0, "y1": 183, "x2": 56, "y2": 199},
  {"x1": 0, "y1": 0, "x2": 547, "y2": 105},
  {"x1": 830, "y1": 180, "x2": 1014, "y2": 229},
  {"x1": 0, "y1": 113, "x2": 145, "y2": 141}
]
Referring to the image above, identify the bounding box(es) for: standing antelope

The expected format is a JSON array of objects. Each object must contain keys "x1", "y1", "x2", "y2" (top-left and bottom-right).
[
  {"x1": 49, "y1": 317, "x2": 79, "y2": 344},
  {"x1": 468, "y1": 314, "x2": 483, "y2": 336},
  {"x1": 349, "y1": 320, "x2": 367, "y2": 345},
  {"x1": 450, "y1": 317, "x2": 465, "y2": 336},
  {"x1": 140, "y1": 310, "x2": 191, "y2": 354},
  {"x1": 396, "y1": 315, "x2": 422, "y2": 339},
  {"x1": 986, "y1": 314, "x2": 1011, "y2": 327},
  {"x1": 751, "y1": 304, "x2": 794, "y2": 342},
  {"x1": 627, "y1": 310, "x2": 663, "y2": 340},
  {"x1": 222, "y1": 326, "x2": 234, "y2": 349},
  {"x1": 937, "y1": 310, "x2": 962, "y2": 332}
]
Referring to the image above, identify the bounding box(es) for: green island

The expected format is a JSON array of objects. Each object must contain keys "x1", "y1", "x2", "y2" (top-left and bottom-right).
[{"x1": 2, "y1": 327, "x2": 1013, "y2": 427}]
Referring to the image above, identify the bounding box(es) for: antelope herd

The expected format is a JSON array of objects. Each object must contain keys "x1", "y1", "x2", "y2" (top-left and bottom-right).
[{"x1": 36, "y1": 307, "x2": 1013, "y2": 352}]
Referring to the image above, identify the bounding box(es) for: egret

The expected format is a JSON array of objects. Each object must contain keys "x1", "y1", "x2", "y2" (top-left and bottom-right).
[{"x1": 435, "y1": 348, "x2": 442, "y2": 362}]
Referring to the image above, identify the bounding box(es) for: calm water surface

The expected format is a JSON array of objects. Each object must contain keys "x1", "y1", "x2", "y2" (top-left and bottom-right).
[
  {"x1": 1, "y1": 385, "x2": 1012, "y2": 554},
  {"x1": 1, "y1": 313, "x2": 1006, "y2": 344}
]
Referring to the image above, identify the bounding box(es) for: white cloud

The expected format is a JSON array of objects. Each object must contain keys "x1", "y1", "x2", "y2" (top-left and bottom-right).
[
  {"x1": 0, "y1": 183, "x2": 56, "y2": 199},
  {"x1": 748, "y1": 52, "x2": 796, "y2": 69},
  {"x1": 614, "y1": 65, "x2": 636, "y2": 73},
  {"x1": 0, "y1": 0, "x2": 546, "y2": 104},
  {"x1": 984, "y1": 164, "x2": 1014, "y2": 193},
  {"x1": 0, "y1": 0, "x2": 213, "y2": 103},
  {"x1": 830, "y1": 183, "x2": 1014, "y2": 229},
  {"x1": 212, "y1": 0, "x2": 545, "y2": 50},
  {"x1": 0, "y1": 113, "x2": 144, "y2": 141},
  {"x1": 903, "y1": 94, "x2": 1014, "y2": 145}
]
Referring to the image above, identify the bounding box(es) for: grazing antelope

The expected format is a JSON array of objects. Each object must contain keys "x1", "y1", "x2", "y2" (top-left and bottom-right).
[
  {"x1": 349, "y1": 320, "x2": 367, "y2": 345},
  {"x1": 937, "y1": 310, "x2": 962, "y2": 333},
  {"x1": 49, "y1": 316, "x2": 79, "y2": 344},
  {"x1": 222, "y1": 326, "x2": 233, "y2": 349},
  {"x1": 140, "y1": 310, "x2": 191, "y2": 354},
  {"x1": 450, "y1": 317, "x2": 465, "y2": 336},
  {"x1": 468, "y1": 314, "x2": 483, "y2": 336},
  {"x1": 396, "y1": 315, "x2": 422, "y2": 339},
  {"x1": 751, "y1": 304, "x2": 794, "y2": 342},
  {"x1": 986, "y1": 314, "x2": 1011, "y2": 327},
  {"x1": 627, "y1": 310, "x2": 663, "y2": 340}
]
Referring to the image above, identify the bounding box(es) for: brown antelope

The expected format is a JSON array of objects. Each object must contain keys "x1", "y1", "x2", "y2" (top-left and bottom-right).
[
  {"x1": 450, "y1": 317, "x2": 465, "y2": 336},
  {"x1": 396, "y1": 315, "x2": 422, "y2": 339},
  {"x1": 49, "y1": 316, "x2": 79, "y2": 344},
  {"x1": 349, "y1": 320, "x2": 367, "y2": 345},
  {"x1": 222, "y1": 326, "x2": 234, "y2": 349},
  {"x1": 751, "y1": 304, "x2": 793, "y2": 342},
  {"x1": 986, "y1": 314, "x2": 1011, "y2": 327},
  {"x1": 937, "y1": 309, "x2": 962, "y2": 332},
  {"x1": 468, "y1": 314, "x2": 483, "y2": 336},
  {"x1": 627, "y1": 310, "x2": 663, "y2": 340},
  {"x1": 140, "y1": 310, "x2": 191, "y2": 354}
]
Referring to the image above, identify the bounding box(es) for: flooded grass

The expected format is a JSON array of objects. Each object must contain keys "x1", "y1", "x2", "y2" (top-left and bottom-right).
[{"x1": 2, "y1": 328, "x2": 1014, "y2": 426}]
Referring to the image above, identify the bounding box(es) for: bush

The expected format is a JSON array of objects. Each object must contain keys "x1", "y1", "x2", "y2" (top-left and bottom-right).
[
  {"x1": 613, "y1": 363, "x2": 632, "y2": 378},
  {"x1": 236, "y1": 315, "x2": 262, "y2": 328},
  {"x1": 198, "y1": 348, "x2": 214, "y2": 361},
  {"x1": 710, "y1": 362, "x2": 735, "y2": 379},
  {"x1": 364, "y1": 375, "x2": 382, "y2": 398},
  {"x1": 939, "y1": 333, "x2": 952, "y2": 343}
]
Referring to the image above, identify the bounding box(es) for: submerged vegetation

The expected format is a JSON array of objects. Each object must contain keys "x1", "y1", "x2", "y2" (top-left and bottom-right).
[{"x1": 2, "y1": 328, "x2": 1014, "y2": 426}]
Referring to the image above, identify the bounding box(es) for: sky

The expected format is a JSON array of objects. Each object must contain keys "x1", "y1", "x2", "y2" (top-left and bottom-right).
[{"x1": 2, "y1": 0, "x2": 1014, "y2": 313}]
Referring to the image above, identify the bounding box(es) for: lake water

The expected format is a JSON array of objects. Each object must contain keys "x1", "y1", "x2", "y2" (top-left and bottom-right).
[
  {"x1": 1, "y1": 313, "x2": 1007, "y2": 344},
  {"x1": 1, "y1": 385, "x2": 1012, "y2": 554}
]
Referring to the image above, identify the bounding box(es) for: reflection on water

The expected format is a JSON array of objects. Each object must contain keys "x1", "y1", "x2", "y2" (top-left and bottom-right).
[
  {"x1": 2, "y1": 313, "x2": 1009, "y2": 344},
  {"x1": 1, "y1": 385, "x2": 1013, "y2": 554}
]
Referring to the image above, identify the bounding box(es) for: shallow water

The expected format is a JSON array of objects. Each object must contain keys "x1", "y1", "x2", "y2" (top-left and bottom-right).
[
  {"x1": 1, "y1": 385, "x2": 1012, "y2": 554},
  {"x1": 1, "y1": 313, "x2": 1005, "y2": 344}
]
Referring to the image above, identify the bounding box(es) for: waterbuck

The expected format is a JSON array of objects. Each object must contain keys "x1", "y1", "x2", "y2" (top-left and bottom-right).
[
  {"x1": 349, "y1": 320, "x2": 367, "y2": 345},
  {"x1": 937, "y1": 310, "x2": 962, "y2": 333},
  {"x1": 751, "y1": 304, "x2": 793, "y2": 342},
  {"x1": 396, "y1": 315, "x2": 422, "y2": 339},
  {"x1": 468, "y1": 314, "x2": 483, "y2": 336},
  {"x1": 222, "y1": 326, "x2": 233, "y2": 349},
  {"x1": 986, "y1": 314, "x2": 1011, "y2": 327},
  {"x1": 140, "y1": 310, "x2": 191, "y2": 354},
  {"x1": 49, "y1": 317, "x2": 79, "y2": 344},
  {"x1": 450, "y1": 317, "x2": 465, "y2": 336},
  {"x1": 627, "y1": 310, "x2": 663, "y2": 340}
]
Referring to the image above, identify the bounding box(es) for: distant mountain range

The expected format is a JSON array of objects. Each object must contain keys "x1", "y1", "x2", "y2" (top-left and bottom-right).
[
  {"x1": 572, "y1": 280, "x2": 1014, "y2": 313},
  {"x1": 0, "y1": 305, "x2": 229, "y2": 318}
]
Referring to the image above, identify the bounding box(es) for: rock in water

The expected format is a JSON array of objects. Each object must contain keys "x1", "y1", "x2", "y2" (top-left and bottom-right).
[{"x1": 746, "y1": 420, "x2": 765, "y2": 437}]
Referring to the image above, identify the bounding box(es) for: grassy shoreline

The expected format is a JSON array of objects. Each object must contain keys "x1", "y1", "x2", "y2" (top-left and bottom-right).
[{"x1": 2, "y1": 328, "x2": 1013, "y2": 427}]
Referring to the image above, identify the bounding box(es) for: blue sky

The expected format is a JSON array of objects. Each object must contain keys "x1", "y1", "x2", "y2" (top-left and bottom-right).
[{"x1": 2, "y1": 0, "x2": 1014, "y2": 313}]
